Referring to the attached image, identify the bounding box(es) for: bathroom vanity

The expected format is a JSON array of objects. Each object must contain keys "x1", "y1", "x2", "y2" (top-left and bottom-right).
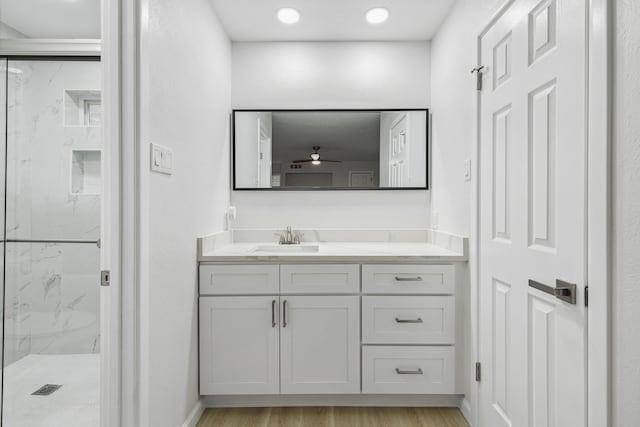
[{"x1": 197, "y1": 229, "x2": 469, "y2": 406}]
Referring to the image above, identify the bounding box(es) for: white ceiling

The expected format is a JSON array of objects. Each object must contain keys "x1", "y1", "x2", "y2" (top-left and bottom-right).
[
  {"x1": 0, "y1": 0, "x2": 100, "y2": 39},
  {"x1": 210, "y1": 0, "x2": 457, "y2": 41}
]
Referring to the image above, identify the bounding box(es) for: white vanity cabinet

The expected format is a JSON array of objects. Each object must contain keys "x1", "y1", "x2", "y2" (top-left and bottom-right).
[
  {"x1": 199, "y1": 262, "x2": 461, "y2": 398},
  {"x1": 360, "y1": 264, "x2": 456, "y2": 394},
  {"x1": 199, "y1": 264, "x2": 361, "y2": 396}
]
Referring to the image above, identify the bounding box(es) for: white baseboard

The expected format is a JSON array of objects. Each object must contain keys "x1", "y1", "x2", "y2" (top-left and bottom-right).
[
  {"x1": 202, "y1": 394, "x2": 464, "y2": 408},
  {"x1": 460, "y1": 397, "x2": 473, "y2": 426},
  {"x1": 182, "y1": 399, "x2": 205, "y2": 427}
]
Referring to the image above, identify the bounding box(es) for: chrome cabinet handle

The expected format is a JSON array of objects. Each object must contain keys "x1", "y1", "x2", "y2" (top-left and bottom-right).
[
  {"x1": 396, "y1": 368, "x2": 423, "y2": 375},
  {"x1": 282, "y1": 299, "x2": 288, "y2": 328},
  {"x1": 395, "y1": 317, "x2": 423, "y2": 324},
  {"x1": 394, "y1": 276, "x2": 423, "y2": 282},
  {"x1": 271, "y1": 299, "x2": 277, "y2": 328}
]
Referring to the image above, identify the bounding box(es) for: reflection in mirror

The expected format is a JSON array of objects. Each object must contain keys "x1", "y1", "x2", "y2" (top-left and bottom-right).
[{"x1": 233, "y1": 110, "x2": 428, "y2": 190}]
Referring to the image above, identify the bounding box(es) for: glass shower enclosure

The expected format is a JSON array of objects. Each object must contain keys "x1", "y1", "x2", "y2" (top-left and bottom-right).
[{"x1": 0, "y1": 57, "x2": 102, "y2": 427}]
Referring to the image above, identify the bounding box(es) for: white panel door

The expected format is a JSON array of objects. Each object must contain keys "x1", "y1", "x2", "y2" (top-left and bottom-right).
[
  {"x1": 478, "y1": 0, "x2": 587, "y2": 426},
  {"x1": 280, "y1": 296, "x2": 360, "y2": 394},
  {"x1": 199, "y1": 296, "x2": 279, "y2": 395},
  {"x1": 388, "y1": 113, "x2": 410, "y2": 187}
]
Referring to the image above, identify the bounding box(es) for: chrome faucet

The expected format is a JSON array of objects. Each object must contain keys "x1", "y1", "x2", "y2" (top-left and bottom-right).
[{"x1": 279, "y1": 226, "x2": 300, "y2": 245}]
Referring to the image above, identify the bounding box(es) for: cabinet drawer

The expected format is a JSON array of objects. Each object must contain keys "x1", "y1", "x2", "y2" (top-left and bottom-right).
[
  {"x1": 199, "y1": 265, "x2": 279, "y2": 295},
  {"x1": 362, "y1": 346, "x2": 455, "y2": 394},
  {"x1": 362, "y1": 265, "x2": 454, "y2": 294},
  {"x1": 280, "y1": 264, "x2": 360, "y2": 294},
  {"x1": 362, "y1": 296, "x2": 455, "y2": 344}
]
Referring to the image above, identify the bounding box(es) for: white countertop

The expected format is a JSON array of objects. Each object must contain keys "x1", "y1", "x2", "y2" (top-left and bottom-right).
[{"x1": 198, "y1": 229, "x2": 468, "y2": 262}]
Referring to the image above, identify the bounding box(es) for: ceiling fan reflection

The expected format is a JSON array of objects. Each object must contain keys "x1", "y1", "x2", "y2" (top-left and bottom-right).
[{"x1": 292, "y1": 146, "x2": 342, "y2": 165}]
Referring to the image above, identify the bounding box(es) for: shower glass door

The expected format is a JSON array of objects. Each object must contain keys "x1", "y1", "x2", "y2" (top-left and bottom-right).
[{"x1": 1, "y1": 58, "x2": 102, "y2": 427}]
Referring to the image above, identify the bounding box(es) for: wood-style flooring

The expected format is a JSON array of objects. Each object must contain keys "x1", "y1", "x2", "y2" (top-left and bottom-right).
[{"x1": 196, "y1": 407, "x2": 469, "y2": 427}]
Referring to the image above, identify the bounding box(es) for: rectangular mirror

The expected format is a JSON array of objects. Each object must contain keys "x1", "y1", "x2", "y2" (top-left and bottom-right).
[{"x1": 233, "y1": 109, "x2": 429, "y2": 190}]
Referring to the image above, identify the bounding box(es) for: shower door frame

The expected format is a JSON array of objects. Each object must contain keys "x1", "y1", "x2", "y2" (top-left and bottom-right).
[
  {"x1": 103, "y1": 0, "x2": 140, "y2": 425},
  {"x1": 0, "y1": 41, "x2": 124, "y2": 427}
]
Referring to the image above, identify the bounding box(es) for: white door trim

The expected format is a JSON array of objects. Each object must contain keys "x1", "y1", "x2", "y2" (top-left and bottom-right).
[
  {"x1": 103, "y1": 0, "x2": 142, "y2": 425},
  {"x1": 0, "y1": 39, "x2": 101, "y2": 56},
  {"x1": 101, "y1": 0, "x2": 121, "y2": 425},
  {"x1": 585, "y1": 0, "x2": 611, "y2": 425},
  {"x1": 470, "y1": 0, "x2": 611, "y2": 426}
]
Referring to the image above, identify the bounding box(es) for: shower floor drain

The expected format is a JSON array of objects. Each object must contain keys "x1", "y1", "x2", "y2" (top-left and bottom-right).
[{"x1": 31, "y1": 384, "x2": 62, "y2": 396}]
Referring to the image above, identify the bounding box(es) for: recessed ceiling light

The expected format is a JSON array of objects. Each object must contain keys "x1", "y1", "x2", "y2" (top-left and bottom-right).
[
  {"x1": 277, "y1": 8, "x2": 301, "y2": 24},
  {"x1": 366, "y1": 7, "x2": 390, "y2": 24}
]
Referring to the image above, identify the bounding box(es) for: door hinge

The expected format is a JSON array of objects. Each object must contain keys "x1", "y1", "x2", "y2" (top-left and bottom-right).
[
  {"x1": 101, "y1": 270, "x2": 111, "y2": 287},
  {"x1": 585, "y1": 286, "x2": 589, "y2": 307},
  {"x1": 471, "y1": 66, "x2": 485, "y2": 91},
  {"x1": 475, "y1": 362, "x2": 481, "y2": 382}
]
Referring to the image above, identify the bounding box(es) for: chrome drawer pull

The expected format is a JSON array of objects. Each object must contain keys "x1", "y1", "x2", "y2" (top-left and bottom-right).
[
  {"x1": 282, "y1": 299, "x2": 288, "y2": 328},
  {"x1": 394, "y1": 276, "x2": 423, "y2": 282},
  {"x1": 395, "y1": 317, "x2": 423, "y2": 324},
  {"x1": 396, "y1": 368, "x2": 423, "y2": 375},
  {"x1": 271, "y1": 300, "x2": 277, "y2": 328}
]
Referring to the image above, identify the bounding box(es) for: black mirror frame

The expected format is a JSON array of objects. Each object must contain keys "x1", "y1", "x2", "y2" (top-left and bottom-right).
[{"x1": 232, "y1": 108, "x2": 430, "y2": 191}]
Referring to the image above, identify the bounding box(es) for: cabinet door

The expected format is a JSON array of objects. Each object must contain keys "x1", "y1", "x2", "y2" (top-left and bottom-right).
[
  {"x1": 199, "y1": 296, "x2": 279, "y2": 395},
  {"x1": 280, "y1": 296, "x2": 360, "y2": 394}
]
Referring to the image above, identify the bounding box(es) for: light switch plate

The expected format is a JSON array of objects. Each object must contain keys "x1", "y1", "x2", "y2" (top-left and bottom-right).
[{"x1": 150, "y1": 143, "x2": 173, "y2": 175}]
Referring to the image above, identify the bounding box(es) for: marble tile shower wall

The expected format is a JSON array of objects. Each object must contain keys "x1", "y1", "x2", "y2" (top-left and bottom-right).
[{"x1": 3, "y1": 60, "x2": 102, "y2": 365}]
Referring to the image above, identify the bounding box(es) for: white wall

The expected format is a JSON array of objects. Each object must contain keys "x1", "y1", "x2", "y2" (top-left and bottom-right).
[
  {"x1": 430, "y1": 0, "x2": 503, "y2": 236},
  {"x1": 234, "y1": 112, "x2": 259, "y2": 188},
  {"x1": 279, "y1": 160, "x2": 379, "y2": 188},
  {"x1": 138, "y1": 1, "x2": 231, "y2": 426},
  {"x1": 429, "y1": 0, "x2": 517, "y2": 421},
  {"x1": 0, "y1": 21, "x2": 26, "y2": 38},
  {"x1": 232, "y1": 41, "x2": 431, "y2": 228},
  {"x1": 612, "y1": 0, "x2": 640, "y2": 425}
]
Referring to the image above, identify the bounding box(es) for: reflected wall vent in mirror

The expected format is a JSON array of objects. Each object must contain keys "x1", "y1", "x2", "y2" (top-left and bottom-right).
[
  {"x1": 233, "y1": 109, "x2": 429, "y2": 191},
  {"x1": 71, "y1": 150, "x2": 101, "y2": 195},
  {"x1": 64, "y1": 90, "x2": 102, "y2": 127}
]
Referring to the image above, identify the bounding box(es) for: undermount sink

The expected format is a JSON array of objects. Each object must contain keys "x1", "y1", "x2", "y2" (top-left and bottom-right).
[{"x1": 252, "y1": 244, "x2": 320, "y2": 253}]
